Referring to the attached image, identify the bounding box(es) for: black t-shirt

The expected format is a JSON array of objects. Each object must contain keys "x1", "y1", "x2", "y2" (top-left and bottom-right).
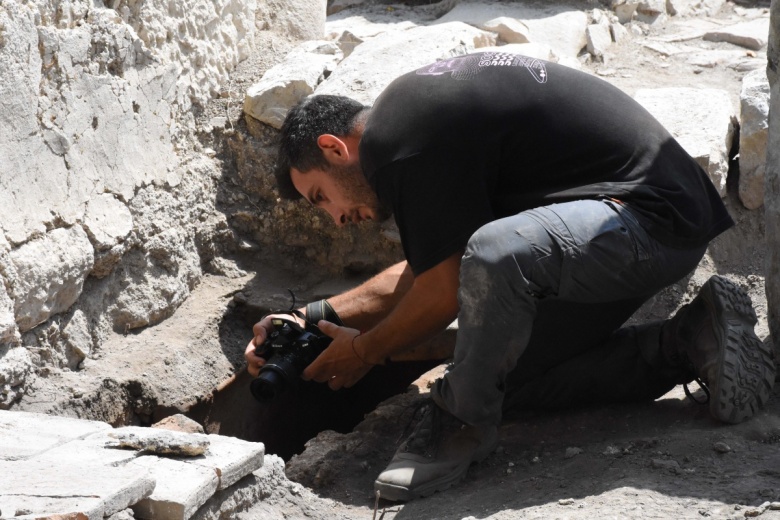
[{"x1": 359, "y1": 52, "x2": 734, "y2": 276}]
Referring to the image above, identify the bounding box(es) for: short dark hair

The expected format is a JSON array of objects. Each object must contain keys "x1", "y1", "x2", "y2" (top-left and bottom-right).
[{"x1": 275, "y1": 95, "x2": 367, "y2": 200}]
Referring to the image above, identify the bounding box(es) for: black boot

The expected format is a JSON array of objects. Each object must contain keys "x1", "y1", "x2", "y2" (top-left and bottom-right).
[{"x1": 662, "y1": 275, "x2": 775, "y2": 423}]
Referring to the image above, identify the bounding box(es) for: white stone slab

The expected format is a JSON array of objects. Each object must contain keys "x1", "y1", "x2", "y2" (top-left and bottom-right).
[
  {"x1": 131, "y1": 456, "x2": 219, "y2": 520},
  {"x1": 703, "y1": 18, "x2": 770, "y2": 51},
  {"x1": 0, "y1": 459, "x2": 154, "y2": 519},
  {"x1": 0, "y1": 409, "x2": 111, "y2": 461},
  {"x1": 634, "y1": 87, "x2": 735, "y2": 196}
]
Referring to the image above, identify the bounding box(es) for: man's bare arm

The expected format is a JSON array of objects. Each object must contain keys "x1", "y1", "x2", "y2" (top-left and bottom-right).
[
  {"x1": 301, "y1": 251, "x2": 462, "y2": 388},
  {"x1": 327, "y1": 260, "x2": 414, "y2": 332}
]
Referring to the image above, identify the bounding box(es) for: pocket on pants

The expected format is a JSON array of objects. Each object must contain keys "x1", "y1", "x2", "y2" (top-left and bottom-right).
[{"x1": 542, "y1": 201, "x2": 656, "y2": 303}]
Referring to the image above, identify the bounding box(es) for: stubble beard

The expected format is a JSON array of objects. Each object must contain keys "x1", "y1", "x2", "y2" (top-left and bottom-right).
[{"x1": 330, "y1": 162, "x2": 392, "y2": 223}]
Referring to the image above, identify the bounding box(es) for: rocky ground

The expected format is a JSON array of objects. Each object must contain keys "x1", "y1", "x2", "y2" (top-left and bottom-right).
[{"x1": 12, "y1": 0, "x2": 780, "y2": 518}]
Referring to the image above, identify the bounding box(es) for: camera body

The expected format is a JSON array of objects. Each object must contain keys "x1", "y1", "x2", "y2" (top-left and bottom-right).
[{"x1": 249, "y1": 316, "x2": 332, "y2": 401}]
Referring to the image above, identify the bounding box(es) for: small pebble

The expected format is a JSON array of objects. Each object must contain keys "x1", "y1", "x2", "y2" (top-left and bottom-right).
[
  {"x1": 565, "y1": 447, "x2": 583, "y2": 459},
  {"x1": 559, "y1": 498, "x2": 575, "y2": 506},
  {"x1": 713, "y1": 441, "x2": 732, "y2": 454},
  {"x1": 603, "y1": 446, "x2": 621, "y2": 456},
  {"x1": 531, "y1": 456, "x2": 541, "y2": 464}
]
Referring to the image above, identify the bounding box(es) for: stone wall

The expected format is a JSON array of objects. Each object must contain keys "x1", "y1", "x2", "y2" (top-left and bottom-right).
[
  {"x1": 0, "y1": 0, "x2": 321, "y2": 409},
  {"x1": 767, "y1": 0, "x2": 779, "y2": 353}
]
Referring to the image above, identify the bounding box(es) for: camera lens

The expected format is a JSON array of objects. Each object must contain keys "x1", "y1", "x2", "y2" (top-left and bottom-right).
[
  {"x1": 250, "y1": 357, "x2": 297, "y2": 401},
  {"x1": 250, "y1": 369, "x2": 286, "y2": 401}
]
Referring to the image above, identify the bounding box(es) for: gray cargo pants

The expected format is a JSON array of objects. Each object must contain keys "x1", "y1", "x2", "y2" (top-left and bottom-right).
[{"x1": 431, "y1": 199, "x2": 707, "y2": 426}]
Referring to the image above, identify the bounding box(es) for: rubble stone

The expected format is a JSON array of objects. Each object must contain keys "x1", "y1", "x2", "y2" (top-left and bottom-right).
[
  {"x1": 634, "y1": 87, "x2": 735, "y2": 196},
  {"x1": 434, "y1": 3, "x2": 588, "y2": 57},
  {"x1": 83, "y1": 194, "x2": 134, "y2": 252},
  {"x1": 738, "y1": 69, "x2": 770, "y2": 210},
  {"x1": 8, "y1": 226, "x2": 94, "y2": 333},
  {"x1": 480, "y1": 17, "x2": 531, "y2": 44},
  {"x1": 153, "y1": 414, "x2": 206, "y2": 434},
  {"x1": 244, "y1": 42, "x2": 343, "y2": 129},
  {"x1": 107, "y1": 426, "x2": 210, "y2": 456},
  {"x1": 587, "y1": 23, "x2": 613, "y2": 59}
]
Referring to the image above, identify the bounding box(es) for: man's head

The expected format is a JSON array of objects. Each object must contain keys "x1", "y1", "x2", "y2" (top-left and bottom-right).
[{"x1": 276, "y1": 95, "x2": 389, "y2": 227}]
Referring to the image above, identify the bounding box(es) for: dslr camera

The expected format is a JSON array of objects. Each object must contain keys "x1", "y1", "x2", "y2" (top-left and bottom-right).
[{"x1": 249, "y1": 314, "x2": 333, "y2": 401}]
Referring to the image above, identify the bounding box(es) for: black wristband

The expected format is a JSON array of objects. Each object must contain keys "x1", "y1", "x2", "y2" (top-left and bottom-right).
[{"x1": 304, "y1": 300, "x2": 343, "y2": 330}]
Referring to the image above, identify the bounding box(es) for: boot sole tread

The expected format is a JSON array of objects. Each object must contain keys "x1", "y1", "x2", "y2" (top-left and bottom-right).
[{"x1": 706, "y1": 276, "x2": 775, "y2": 424}]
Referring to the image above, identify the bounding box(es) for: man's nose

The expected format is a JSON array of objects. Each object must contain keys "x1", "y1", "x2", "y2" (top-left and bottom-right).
[{"x1": 325, "y1": 205, "x2": 347, "y2": 227}]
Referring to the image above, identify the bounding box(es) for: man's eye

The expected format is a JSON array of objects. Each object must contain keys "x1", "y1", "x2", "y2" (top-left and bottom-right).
[{"x1": 314, "y1": 192, "x2": 325, "y2": 203}]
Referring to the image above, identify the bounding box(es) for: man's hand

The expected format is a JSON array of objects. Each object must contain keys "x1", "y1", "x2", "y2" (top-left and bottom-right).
[
  {"x1": 244, "y1": 313, "x2": 305, "y2": 377},
  {"x1": 302, "y1": 320, "x2": 373, "y2": 390}
]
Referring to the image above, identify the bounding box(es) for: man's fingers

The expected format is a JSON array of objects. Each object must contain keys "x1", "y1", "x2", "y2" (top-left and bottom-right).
[{"x1": 316, "y1": 319, "x2": 337, "y2": 337}]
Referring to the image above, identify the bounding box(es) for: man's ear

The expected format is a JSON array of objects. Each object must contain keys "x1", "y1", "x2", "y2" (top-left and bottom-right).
[{"x1": 317, "y1": 134, "x2": 350, "y2": 165}]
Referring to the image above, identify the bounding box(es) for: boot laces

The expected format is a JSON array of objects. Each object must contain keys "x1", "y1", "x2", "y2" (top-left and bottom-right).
[
  {"x1": 683, "y1": 377, "x2": 711, "y2": 405},
  {"x1": 398, "y1": 399, "x2": 463, "y2": 459}
]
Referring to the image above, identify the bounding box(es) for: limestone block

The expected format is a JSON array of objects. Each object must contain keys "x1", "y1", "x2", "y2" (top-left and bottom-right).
[
  {"x1": 704, "y1": 18, "x2": 770, "y2": 51},
  {"x1": 130, "y1": 456, "x2": 220, "y2": 520},
  {"x1": 0, "y1": 459, "x2": 154, "y2": 519},
  {"x1": 83, "y1": 194, "x2": 133, "y2": 251},
  {"x1": 196, "y1": 435, "x2": 265, "y2": 490},
  {"x1": 634, "y1": 88, "x2": 735, "y2": 196},
  {"x1": 477, "y1": 43, "x2": 557, "y2": 61},
  {"x1": 108, "y1": 426, "x2": 210, "y2": 456},
  {"x1": 244, "y1": 42, "x2": 343, "y2": 129},
  {"x1": 739, "y1": 69, "x2": 770, "y2": 210},
  {"x1": 480, "y1": 17, "x2": 531, "y2": 44},
  {"x1": 189, "y1": 455, "x2": 290, "y2": 520},
  {"x1": 0, "y1": 347, "x2": 32, "y2": 409},
  {"x1": 587, "y1": 24, "x2": 613, "y2": 59},
  {"x1": 315, "y1": 23, "x2": 494, "y2": 105},
  {"x1": 0, "y1": 409, "x2": 110, "y2": 461},
  {"x1": 434, "y1": 3, "x2": 587, "y2": 57},
  {"x1": 8, "y1": 227, "x2": 95, "y2": 332}
]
